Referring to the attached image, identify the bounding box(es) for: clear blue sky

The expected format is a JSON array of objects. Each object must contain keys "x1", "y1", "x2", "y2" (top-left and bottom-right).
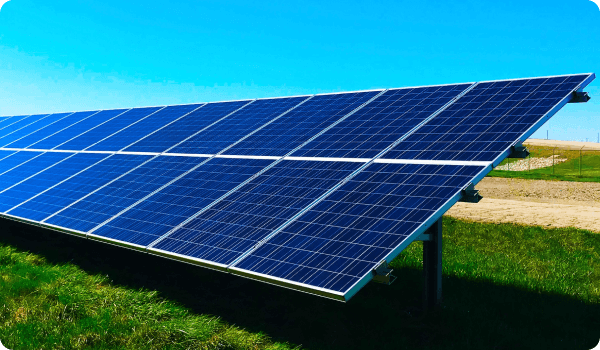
[{"x1": 0, "y1": 0, "x2": 599, "y2": 141}]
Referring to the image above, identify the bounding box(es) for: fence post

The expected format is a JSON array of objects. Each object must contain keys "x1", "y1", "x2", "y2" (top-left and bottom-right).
[
  {"x1": 580, "y1": 145, "x2": 584, "y2": 176},
  {"x1": 552, "y1": 147, "x2": 556, "y2": 175}
]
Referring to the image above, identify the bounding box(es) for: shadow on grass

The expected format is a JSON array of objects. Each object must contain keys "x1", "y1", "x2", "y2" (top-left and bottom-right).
[{"x1": 1, "y1": 219, "x2": 598, "y2": 350}]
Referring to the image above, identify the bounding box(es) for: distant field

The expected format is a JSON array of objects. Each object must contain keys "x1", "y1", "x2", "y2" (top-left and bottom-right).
[
  {"x1": 489, "y1": 144, "x2": 600, "y2": 182},
  {"x1": 0, "y1": 217, "x2": 598, "y2": 349}
]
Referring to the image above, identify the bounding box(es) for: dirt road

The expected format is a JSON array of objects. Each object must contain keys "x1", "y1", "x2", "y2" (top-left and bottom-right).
[{"x1": 446, "y1": 177, "x2": 600, "y2": 232}]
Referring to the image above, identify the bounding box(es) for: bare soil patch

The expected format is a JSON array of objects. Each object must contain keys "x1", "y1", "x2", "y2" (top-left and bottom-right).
[{"x1": 445, "y1": 177, "x2": 600, "y2": 232}]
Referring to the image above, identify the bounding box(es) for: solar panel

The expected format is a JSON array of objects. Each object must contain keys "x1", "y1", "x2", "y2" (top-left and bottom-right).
[
  {"x1": 0, "y1": 153, "x2": 109, "y2": 212},
  {"x1": 223, "y1": 91, "x2": 381, "y2": 156},
  {"x1": 0, "y1": 114, "x2": 50, "y2": 140},
  {"x1": 26, "y1": 109, "x2": 127, "y2": 150},
  {"x1": 5, "y1": 111, "x2": 99, "y2": 149},
  {"x1": 0, "y1": 113, "x2": 73, "y2": 148},
  {"x1": 169, "y1": 97, "x2": 309, "y2": 155},
  {"x1": 56, "y1": 107, "x2": 163, "y2": 151},
  {"x1": 230, "y1": 162, "x2": 486, "y2": 299},
  {"x1": 0, "y1": 73, "x2": 594, "y2": 303},
  {"x1": 87, "y1": 104, "x2": 204, "y2": 152},
  {"x1": 385, "y1": 75, "x2": 592, "y2": 162},
  {"x1": 291, "y1": 84, "x2": 470, "y2": 159},
  {"x1": 123, "y1": 100, "x2": 251, "y2": 153},
  {"x1": 90, "y1": 157, "x2": 274, "y2": 247},
  {"x1": 149, "y1": 160, "x2": 363, "y2": 268}
]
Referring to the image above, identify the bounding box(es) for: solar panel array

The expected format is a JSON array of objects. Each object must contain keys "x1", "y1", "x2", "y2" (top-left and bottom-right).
[{"x1": 0, "y1": 73, "x2": 594, "y2": 301}]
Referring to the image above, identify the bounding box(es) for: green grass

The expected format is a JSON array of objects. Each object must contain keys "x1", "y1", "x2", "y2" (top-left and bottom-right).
[
  {"x1": 0, "y1": 217, "x2": 599, "y2": 349},
  {"x1": 0, "y1": 245, "x2": 295, "y2": 349},
  {"x1": 488, "y1": 145, "x2": 600, "y2": 182}
]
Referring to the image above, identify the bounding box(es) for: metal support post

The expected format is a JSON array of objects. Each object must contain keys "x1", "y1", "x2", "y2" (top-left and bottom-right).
[{"x1": 423, "y1": 218, "x2": 443, "y2": 311}]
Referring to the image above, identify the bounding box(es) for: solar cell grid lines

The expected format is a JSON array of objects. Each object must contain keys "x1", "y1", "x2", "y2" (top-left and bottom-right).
[
  {"x1": 231, "y1": 162, "x2": 485, "y2": 298},
  {"x1": 8, "y1": 154, "x2": 149, "y2": 222},
  {"x1": 123, "y1": 100, "x2": 251, "y2": 153},
  {"x1": 56, "y1": 107, "x2": 163, "y2": 151},
  {"x1": 0, "y1": 73, "x2": 595, "y2": 302},
  {"x1": 42, "y1": 154, "x2": 199, "y2": 233},
  {"x1": 5, "y1": 111, "x2": 100, "y2": 149},
  {"x1": 169, "y1": 96, "x2": 309, "y2": 155},
  {"x1": 0, "y1": 152, "x2": 72, "y2": 194},
  {"x1": 223, "y1": 91, "x2": 382, "y2": 156},
  {"x1": 292, "y1": 84, "x2": 470, "y2": 159},
  {"x1": 0, "y1": 115, "x2": 30, "y2": 130},
  {"x1": 0, "y1": 113, "x2": 50, "y2": 139},
  {"x1": 88, "y1": 104, "x2": 204, "y2": 152},
  {"x1": 0, "y1": 112, "x2": 74, "y2": 148},
  {"x1": 90, "y1": 157, "x2": 274, "y2": 247},
  {"x1": 150, "y1": 160, "x2": 363, "y2": 267},
  {"x1": 385, "y1": 74, "x2": 592, "y2": 162},
  {"x1": 26, "y1": 109, "x2": 128, "y2": 150},
  {"x1": 0, "y1": 153, "x2": 109, "y2": 213}
]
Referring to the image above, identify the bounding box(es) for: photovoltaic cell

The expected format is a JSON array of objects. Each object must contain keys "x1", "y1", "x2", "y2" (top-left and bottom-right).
[
  {"x1": 0, "y1": 115, "x2": 30, "y2": 131},
  {"x1": 0, "y1": 114, "x2": 50, "y2": 141},
  {"x1": 0, "y1": 113, "x2": 74, "y2": 148},
  {"x1": 293, "y1": 85, "x2": 470, "y2": 159},
  {"x1": 0, "y1": 152, "x2": 72, "y2": 193},
  {"x1": 5, "y1": 111, "x2": 99, "y2": 149},
  {"x1": 385, "y1": 75, "x2": 591, "y2": 161},
  {"x1": 0, "y1": 153, "x2": 109, "y2": 213},
  {"x1": 233, "y1": 163, "x2": 484, "y2": 296},
  {"x1": 91, "y1": 157, "x2": 274, "y2": 247},
  {"x1": 43, "y1": 155, "x2": 205, "y2": 233},
  {"x1": 152, "y1": 160, "x2": 362, "y2": 266},
  {"x1": 56, "y1": 107, "x2": 162, "y2": 151},
  {"x1": 28, "y1": 109, "x2": 127, "y2": 150},
  {"x1": 0, "y1": 151, "x2": 42, "y2": 175},
  {"x1": 88, "y1": 104, "x2": 204, "y2": 152},
  {"x1": 123, "y1": 101, "x2": 250, "y2": 153},
  {"x1": 169, "y1": 97, "x2": 307, "y2": 155},
  {"x1": 9, "y1": 154, "x2": 151, "y2": 222},
  {"x1": 223, "y1": 91, "x2": 381, "y2": 156}
]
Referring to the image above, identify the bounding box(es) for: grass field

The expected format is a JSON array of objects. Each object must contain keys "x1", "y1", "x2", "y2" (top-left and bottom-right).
[
  {"x1": 488, "y1": 145, "x2": 600, "y2": 182},
  {"x1": 0, "y1": 217, "x2": 598, "y2": 349}
]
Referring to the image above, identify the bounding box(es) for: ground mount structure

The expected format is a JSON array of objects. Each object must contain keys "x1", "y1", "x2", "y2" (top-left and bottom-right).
[{"x1": 0, "y1": 73, "x2": 594, "y2": 306}]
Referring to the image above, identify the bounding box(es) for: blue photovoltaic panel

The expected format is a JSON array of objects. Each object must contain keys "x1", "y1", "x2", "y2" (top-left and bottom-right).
[
  {"x1": 28, "y1": 109, "x2": 127, "y2": 150},
  {"x1": 233, "y1": 163, "x2": 484, "y2": 297},
  {"x1": 0, "y1": 151, "x2": 43, "y2": 174},
  {"x1": 169, "y1": 97, "x2": 308, "y2": 155},
  {"x1": 0, "y1": 153, "x2": 109, "y2": 213},
  {"x1": 0, "y1": 115, "x2": 29, "y2": 131},
  {"x1": 386, "y1": 75, "x2": 592, "y2": 161},
  {"x1": 0, "y1": 150, "x2": 17, "y2": 163},
  {"x1": 0, "y1": 114, "x2": 50, "y2": 141},
  {"x1": 88, "y1": 104, "x2": 204, "y2": 152},
  {"x1": 91, "y1": 157, "x2": 274, "y2": 247},
  {"x1": 44, "y1": 155, "x2": 205, "y2": 233},
  {"x1": 123, "y1": 101, "x2": 250, "y2": 153},
  {"x1": 292, "y1": 84, "x2": 470, "y2": 159},
  {"x1": 0, "y1": 113, "x2": 73, "y2": 148},
  {"x1": 5, "y1": 111, "x2": 99, "y2": 149},
  {"x1": 223, "y1": 91, "x2": 381, "y2": 156},
  {"x1": 0, "y1": 152, "x2": 72, "y2": 193},
  {"x1": 9, "y1": 154, "x2": 151, "y2": 222},
  {"x1": 152, "y1": 160, "x2": 362, "y2": 266},
  {"x1": 56, "y1": 107, "x2": 162, "y2": 151}
]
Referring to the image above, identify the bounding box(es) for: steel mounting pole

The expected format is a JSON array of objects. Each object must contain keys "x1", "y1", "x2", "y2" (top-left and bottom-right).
[{"x1": 423, "y1": 218, "x2": 443, "y2": 311}]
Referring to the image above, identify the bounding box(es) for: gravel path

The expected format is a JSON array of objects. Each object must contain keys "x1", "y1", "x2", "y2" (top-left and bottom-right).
[{"x1": 445, "y1": 177, "x2": 600, "y2": 232}]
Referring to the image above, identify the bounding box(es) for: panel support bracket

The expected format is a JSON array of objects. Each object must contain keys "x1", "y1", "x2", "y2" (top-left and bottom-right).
[
  {"x1": 423, "y1": 218, "x2": 442, "y2": 311},
  {"x1": 459, "y1": 183, "x2": 482, "y2": 203},
  {"x1": 508, "y1": 143, "x2": 530, "y2": 159},
  {"x1": 569, "y1": 91, "x2": 590, "y2": 103},
  {"x1": 372, "y1": 260, "x2": 396, "y2": 285}
]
